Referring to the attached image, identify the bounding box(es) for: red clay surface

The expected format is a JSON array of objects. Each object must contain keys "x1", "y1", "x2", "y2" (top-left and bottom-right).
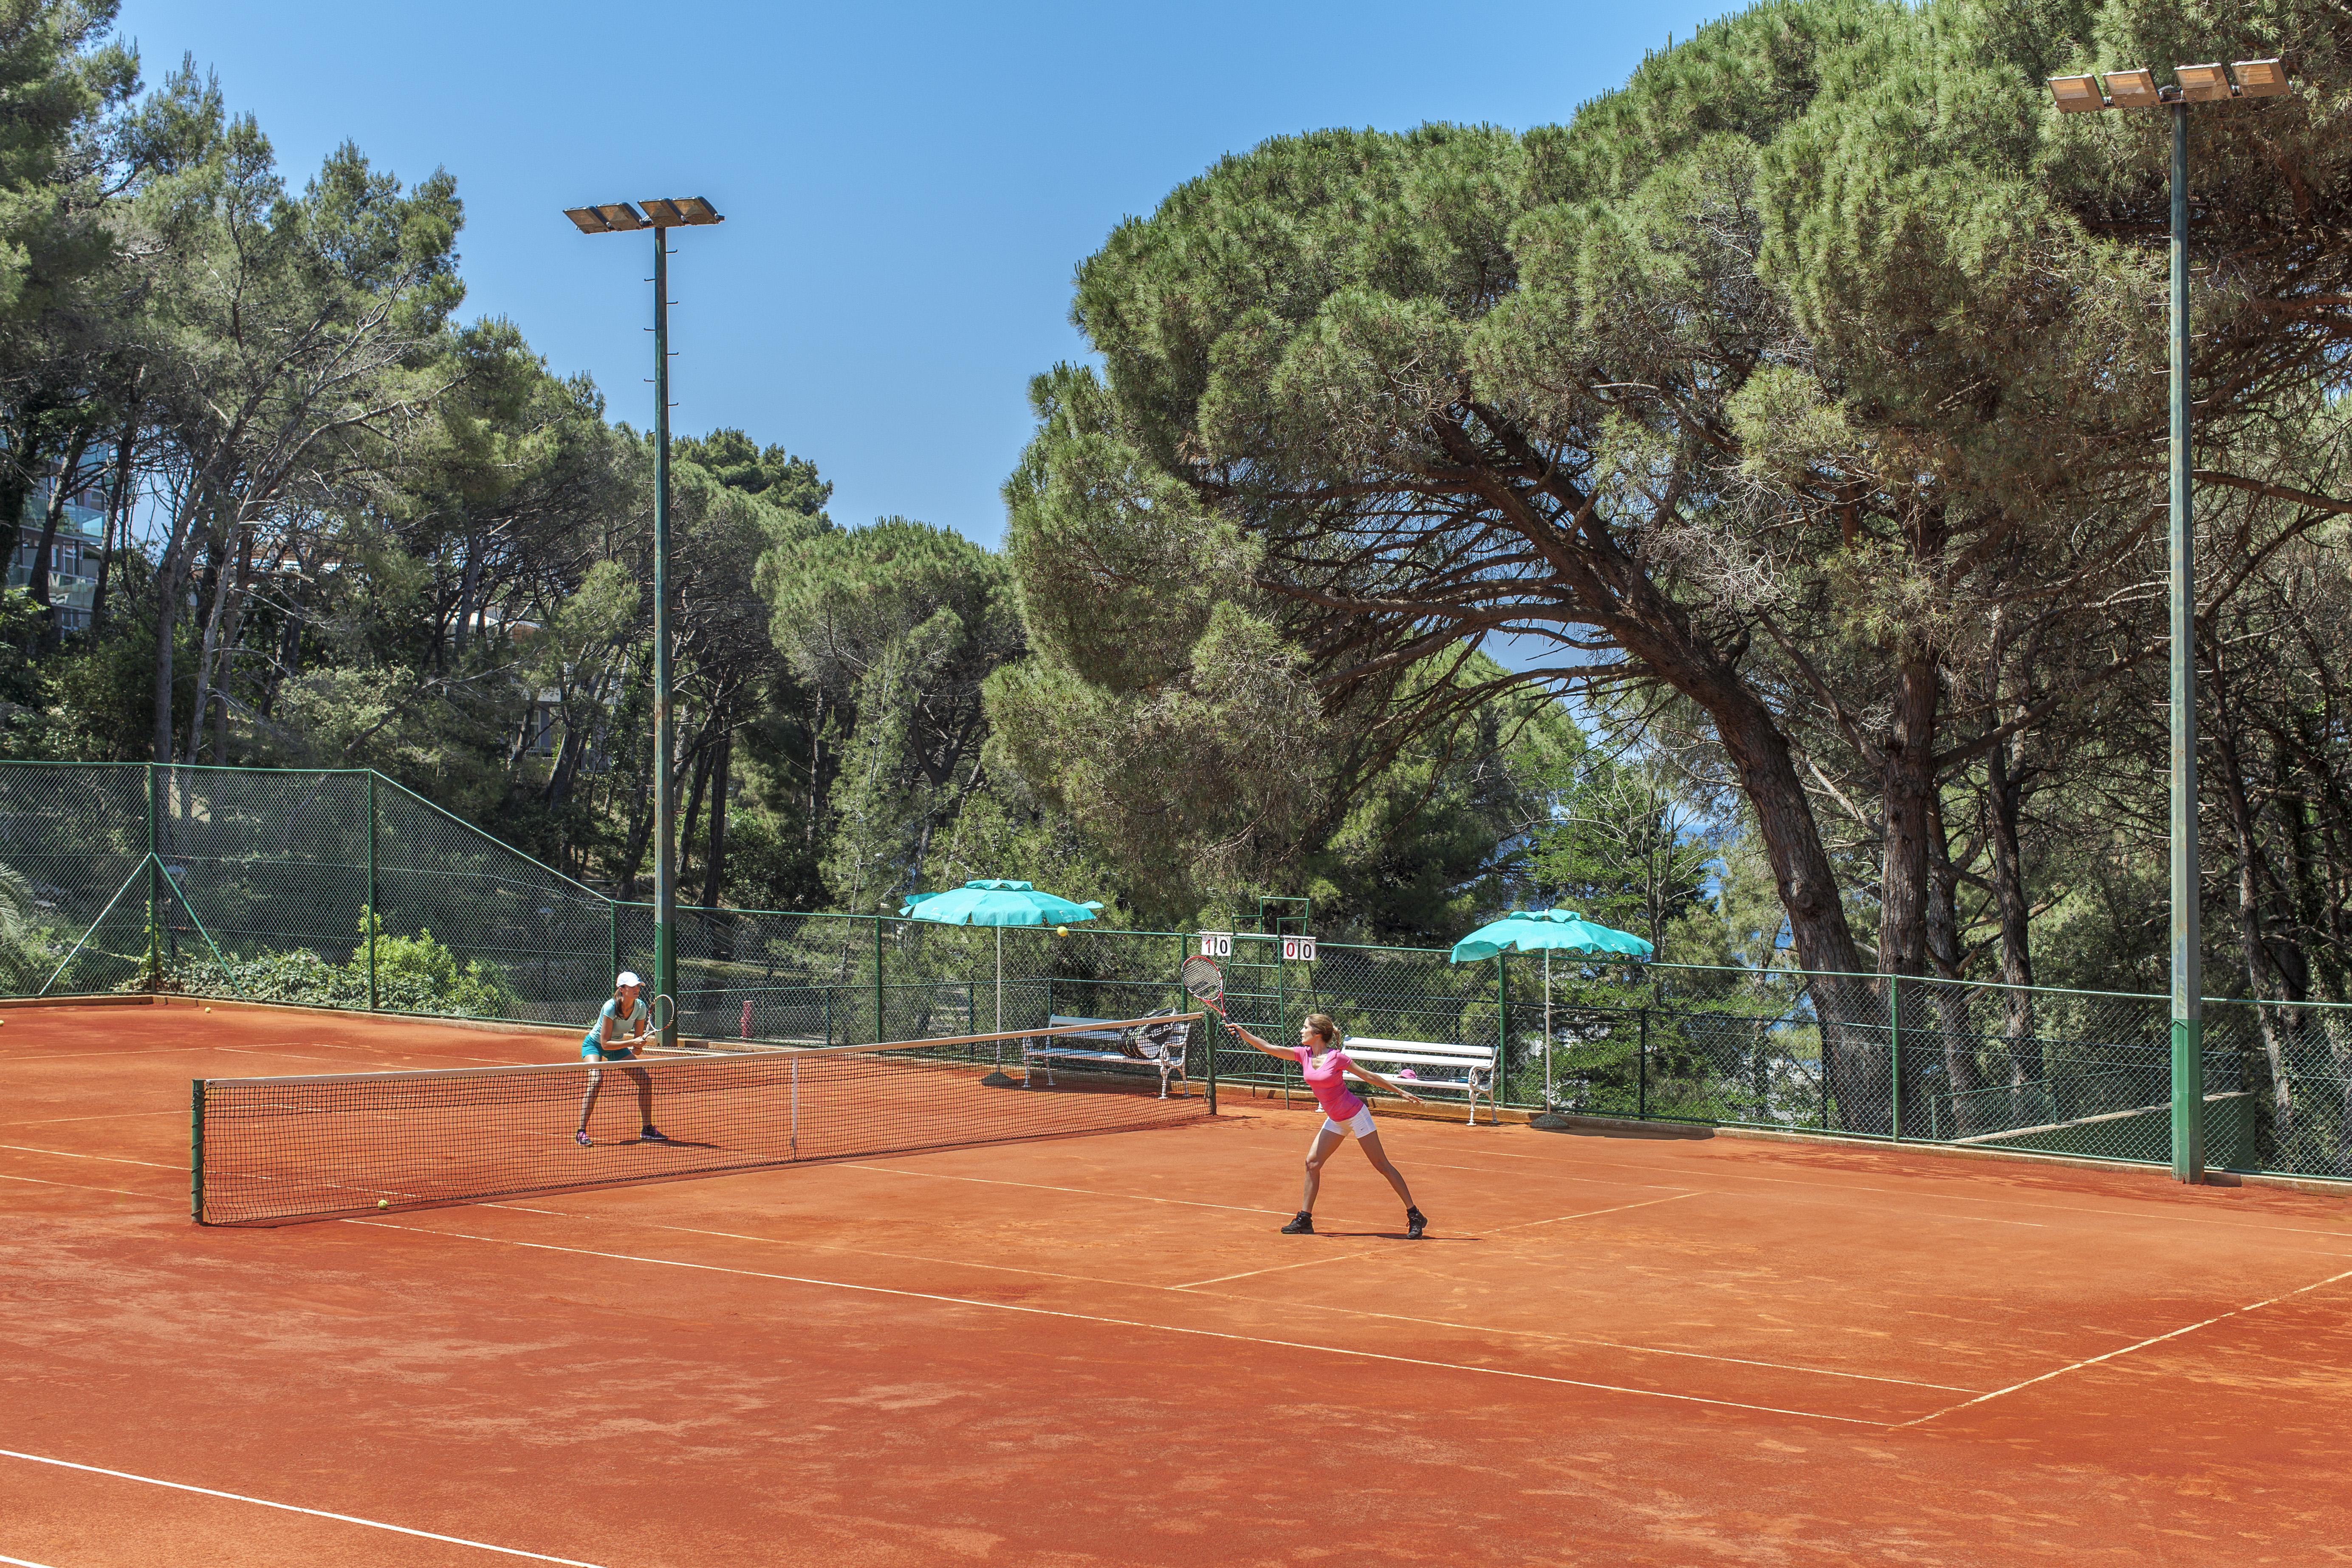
[{"x1": 3, "y1": 998, "x2": 2349, "y2": 1567}]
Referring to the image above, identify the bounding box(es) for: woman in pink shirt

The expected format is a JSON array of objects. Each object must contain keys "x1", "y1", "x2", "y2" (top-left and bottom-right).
[{"x1": 1234, "y1": 1012, "x2": 1427, "y2": 1238}]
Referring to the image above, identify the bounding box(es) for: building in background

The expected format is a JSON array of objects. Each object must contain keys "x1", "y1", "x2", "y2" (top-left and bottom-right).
[{"x1": 10, "y1": 474, "x2": 107, "y2": 632}]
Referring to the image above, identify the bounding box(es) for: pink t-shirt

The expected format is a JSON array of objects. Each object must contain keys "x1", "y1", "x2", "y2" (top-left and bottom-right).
[{"x1": 1295, "y1": 1046, "x2": 1366, "y2": 1122}]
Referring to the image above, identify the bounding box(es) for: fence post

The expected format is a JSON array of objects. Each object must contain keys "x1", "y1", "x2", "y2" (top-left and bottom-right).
[
  {"x1": 145, "y1": 761, "x2": 159, "y2": 993},
  {"x1": 873, "y1": 914, "x2": 885, "y2": 1044},
  {"x1": 1638, "y1": 1007, "x2": 1649, "y2": 1120},
  {"x1": 1889, "y1": 979, "x2": 1903, "y2": 1141},
  {"x1": 365, "y1": 772, "x2": 378, "y2": 1012}
]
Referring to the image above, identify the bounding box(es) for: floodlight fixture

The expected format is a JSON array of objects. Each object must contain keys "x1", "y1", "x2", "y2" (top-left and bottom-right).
[
  {"x1": 2176, "y1": 63, "x2": 2234, "y2": 102},
  {"x1": 595, "y1": 203, "x2": 647, "y2": 231},
  {"x1": 2050, "y1": 74, "x2": 2105, "y2": 112},
  {"x1": 637, "y1": 197, "x2": 725, "y2": 228},
  {"x1": 2233, "y1": 58, "x2": 2292, "y2": 97},
  {"x1": 562, "y1": 206, "x2": 610, "y2": 234},
  {"x1": 2105, "y1": 68, "x2": 2160, "y2": 109}
]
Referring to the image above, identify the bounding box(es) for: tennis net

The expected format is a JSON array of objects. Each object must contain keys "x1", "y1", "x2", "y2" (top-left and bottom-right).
[{"x1": 192, "y1": 1014, "x2": 1208, "y2": 1225}]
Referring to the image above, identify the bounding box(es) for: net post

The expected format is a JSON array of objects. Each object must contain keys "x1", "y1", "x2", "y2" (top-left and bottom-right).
[
  {"x1": 365, "y1": 771, "x2": 378, "y2": 1012},
  {"x1": 189, "y1": 1078, "x2": 206, "y2": 1224}
]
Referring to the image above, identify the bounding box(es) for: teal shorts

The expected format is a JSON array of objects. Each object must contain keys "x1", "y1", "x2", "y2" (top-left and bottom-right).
[{"x1": 580, "y1": 1042, "x2": 638, "y2": 1062}]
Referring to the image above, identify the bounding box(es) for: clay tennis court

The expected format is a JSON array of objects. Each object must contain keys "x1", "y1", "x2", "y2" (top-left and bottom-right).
[{"x1": 4, "y1": 998, "x2": 2349, "y2": 1567}]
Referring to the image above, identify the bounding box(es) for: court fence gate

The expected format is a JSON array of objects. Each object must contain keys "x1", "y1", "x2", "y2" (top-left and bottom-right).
[{"x1": 2, "y1": 761, "x2": 2345, "y2": 1182}]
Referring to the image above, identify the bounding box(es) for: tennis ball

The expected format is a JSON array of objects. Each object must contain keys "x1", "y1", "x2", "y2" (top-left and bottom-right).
[
  {"x1": 1056, "y1": 925, "x2": 1069, "y2": 937},
  {"x1": 378, "y1": 1199, "x2": 390, "y2": 1209}
]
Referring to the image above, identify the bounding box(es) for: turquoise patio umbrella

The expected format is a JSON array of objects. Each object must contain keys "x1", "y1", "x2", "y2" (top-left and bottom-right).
[
  {"x1": 900, "y1": 881, "x2": 1104, "y2": 1074},
  {"x1": 1450, "y1": 909, "x2": 1654, "y2": 1108}
]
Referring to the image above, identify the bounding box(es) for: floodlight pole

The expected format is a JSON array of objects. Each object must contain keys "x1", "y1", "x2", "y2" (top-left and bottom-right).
[
  {"x1": 562, "y1": 197, "x2": 724, "y2": 1052},
  {"x1": 2048, "y1": 63, "x2": 2293, "y2": 1182},
  {"x1": 652, "y1": 228, "x2": 675, "y2": 1049},
  {"x1": 2165, "y1": 100, "x2": 2202, "y2": 1181}
]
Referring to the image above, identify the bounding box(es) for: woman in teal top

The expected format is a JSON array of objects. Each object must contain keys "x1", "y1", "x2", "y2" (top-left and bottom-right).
[{"x1": 575, "y1": 971, "x2": 667, "y2": 1147}]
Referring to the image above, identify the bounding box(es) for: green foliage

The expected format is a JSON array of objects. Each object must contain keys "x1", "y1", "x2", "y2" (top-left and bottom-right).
[
  {"x1": 673, "y1": 428, "x2": 833, "y2": 520},
  {"x1": 175, "y1": 918, "x2": 525, "y2": 1017},
  {"x1": 760, "y1": 518, "x2": 1023, "y2": 912}
]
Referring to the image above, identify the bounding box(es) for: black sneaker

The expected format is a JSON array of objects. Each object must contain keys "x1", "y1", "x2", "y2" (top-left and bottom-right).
[
  {"x1": 1406, "y1": 1207, "x2": 1427, "y2": 1239},
  {"x1": 1280, "y1": 1211, "x2": 1315, "y2": 1235},
  {"x1": 639, "y1": 1127, "x2": 670, "y2": 1143}
]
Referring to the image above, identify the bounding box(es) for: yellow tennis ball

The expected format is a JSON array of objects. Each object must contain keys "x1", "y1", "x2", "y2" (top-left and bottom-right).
[
  {"x1": 1056, "y1": 925, "x2": 1069, "y2": 937},
  {"x1": 378, "y1": 1199, "x2": 389, "y2": 1209},
  {"x1": 203, "y1": 1006, "x2": 211, "y2": 1012}
]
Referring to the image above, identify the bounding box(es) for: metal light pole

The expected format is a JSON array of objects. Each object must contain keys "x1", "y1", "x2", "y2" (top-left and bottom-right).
[
  {"x1": 563, "y1": 196, "x2": 726, "y2": 1048},
  {"x1": 2049, "y1": 59, "x2": 2293, "y2": 1183}
]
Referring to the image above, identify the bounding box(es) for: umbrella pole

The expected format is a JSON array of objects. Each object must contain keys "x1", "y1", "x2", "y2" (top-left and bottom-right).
[
  {"x1": 1544, "y1": 949, "x2": 1553, "y2": 1109},
  {"x1": 978, "y1": 921, "x2": 1020, "y2": 1087}
]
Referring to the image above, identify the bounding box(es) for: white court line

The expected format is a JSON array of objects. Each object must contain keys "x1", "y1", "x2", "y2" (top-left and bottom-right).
[
  {"x1": 841, "y1": 1162, "x2": 1308, "y2": 1220},
  {"x1": 1897, "y1": 1263, "x2": 2352, "y2": 1427},
  {"x1": 1, "y1": 1552, "x2": 62, "y2": 1567},
  {"x1": 0, "y1": 1171, "x2": 144, "y2": 1198},
  {"x1": 1409, "y1": 1159, "x2": 1690, "y2": 1190},
  {"x1": 1491, "y1": 1192, "x2": 1707, "y2": 1233},
  {"x1": 1175, "y1": 1249, "x2": 1381, "y2": 1289},
  {"x1": 0, "y1": 1448, "x2": 603, "y2": 1565},
  {"x1": 1561, "y1": 1153, "x2": 2348, "y2": 1240},
  {"x1": 349, "y1": 1219, "x2": 1887, "y2": 1427},
  {"x1": 466, "y1": 1204, "x2": 1970, "y2": 1392},
  {"x1": 2, "y1": 1111, "x2": 181, "y2": 1127},
  {"x1": 0, "y1": 1144, "x2": 176, "y2": 1171}
]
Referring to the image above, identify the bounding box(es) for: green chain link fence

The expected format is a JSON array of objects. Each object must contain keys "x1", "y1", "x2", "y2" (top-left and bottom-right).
[{"x1": 2, "y1": 761, "x2": 2344, "y2": 1180}]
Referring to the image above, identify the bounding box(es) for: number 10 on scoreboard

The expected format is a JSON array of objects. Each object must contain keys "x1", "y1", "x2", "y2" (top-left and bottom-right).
[{"x1": 1198, "y1": 931, "x2": 1232, "y2": 958}]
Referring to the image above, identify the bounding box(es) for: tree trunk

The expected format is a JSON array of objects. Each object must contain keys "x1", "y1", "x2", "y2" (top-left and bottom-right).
[
  {"x1": 1923, "y1": 796, "x2": 1982, "y2": 1137},
  {"x1": 703, "y1": 728, "x2": 732, "y2": 961},
  {"x1": 1874, "y1": 654, "x2": 1940, "y2": 1134},
  {"x1": 150, "y1": 488, "x2": 212, "y2": 767},
  {"x1": 1695, "y1": 673, "x2": 1874, "y2": 1127},
  {"x1": 701, "y1": 728, "x2": 731, "y2": 911},
  {"x1": 185, "y1": 524, "x2": 244, "y2": 765},
  {"x1": 0, "y1": 423, "x2": 45, "y2": 615},
  {"x1": 1985, "y1": 728, "x2": 2040, "y2": 1115},
  {"x1": 2208, "y1": 643, "x2": 2294, "y2": 1144},
  {"x1": 617, "y1": 767, "x2": 653, "y2": 902},
  {"x1": 90, "y1": 413, "x2": 138, "y2": 637},
  {"x1": 31, "y1": 428, "x2": 91, "y2": 654},
  {"x1": 677, "y1": 741, "x2": 714, "y2": 894},
  {"x1": 207, "y1": 528, "x2": 257, "y2": 763}
]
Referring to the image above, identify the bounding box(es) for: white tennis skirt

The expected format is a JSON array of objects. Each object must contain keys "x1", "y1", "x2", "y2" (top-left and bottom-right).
[{"x1": 1318, "y1": 1106, "x2": 1377, "y2": 1139}]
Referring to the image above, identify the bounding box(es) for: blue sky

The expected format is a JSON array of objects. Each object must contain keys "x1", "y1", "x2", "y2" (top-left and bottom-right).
[{"x1": 117, "y1": 0, "x2": 1733, "y2": 547}]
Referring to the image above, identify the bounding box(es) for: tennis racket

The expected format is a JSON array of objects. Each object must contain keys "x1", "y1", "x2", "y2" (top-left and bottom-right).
[{"x1": 1180, "y1": 956, "x2": 1227, "y2": 1017}]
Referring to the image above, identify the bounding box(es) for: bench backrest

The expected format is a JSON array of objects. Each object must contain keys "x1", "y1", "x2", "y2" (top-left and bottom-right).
[
  {"x1": 1343, "y1": 1037, "x2": 1495, "y2": 1069},
  {"x1": 1048, "y1": 1014, "x2": 1121, "y2": 1034}
]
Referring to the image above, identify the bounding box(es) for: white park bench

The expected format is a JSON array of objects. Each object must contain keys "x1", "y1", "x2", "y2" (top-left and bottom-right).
[
  {"x1": 1341, "y1": 1038, "x2": 1498, "y2": 1125},
  {"x1": 1022, "y1": 1013, "x2": 1190, "y2": 1099}
]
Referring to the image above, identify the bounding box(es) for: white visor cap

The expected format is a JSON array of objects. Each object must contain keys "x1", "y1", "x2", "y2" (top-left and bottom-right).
[{"x1": 615, "y1": 971, "x2": 644, "y2": 990}]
